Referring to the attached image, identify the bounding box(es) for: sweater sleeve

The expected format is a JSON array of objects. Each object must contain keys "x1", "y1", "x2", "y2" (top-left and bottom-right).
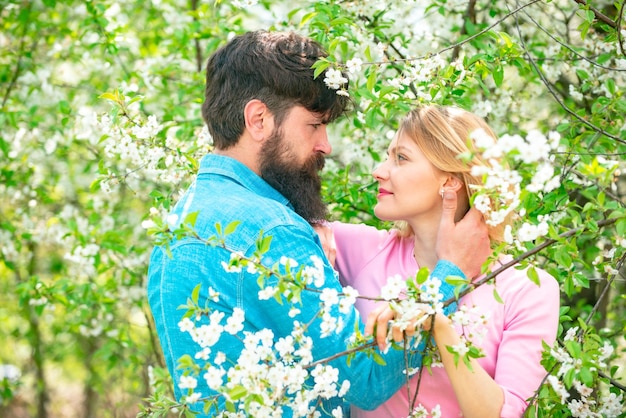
[{"x1": 496, "y1": 269, "x2": 560, "y2": 417}]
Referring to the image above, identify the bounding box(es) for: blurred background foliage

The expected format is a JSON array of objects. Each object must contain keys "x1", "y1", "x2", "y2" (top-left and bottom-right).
[{"x1": 0, "y1": 0, "x2": 625, "y2": 416}]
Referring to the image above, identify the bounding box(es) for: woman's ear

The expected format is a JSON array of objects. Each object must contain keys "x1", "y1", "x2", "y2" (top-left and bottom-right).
[{"x1": 442, "y1": 175, "x2": 464, "y2": 193}]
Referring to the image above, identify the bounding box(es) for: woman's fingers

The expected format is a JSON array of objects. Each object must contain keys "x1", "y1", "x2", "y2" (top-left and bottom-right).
[
  {"x1": 366, "y1": 304, "x2": 429, "y2": 350},
  {"x1": 392, "y1": 311, "x2": 423, "y2": 340},
  {"x1": 365, "y1": 305, "x2": 394, "y2": 350}
]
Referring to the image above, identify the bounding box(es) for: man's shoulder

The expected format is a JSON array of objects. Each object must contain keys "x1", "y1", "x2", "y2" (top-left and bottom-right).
[
  {"x1": 178, "y1": 178, "x2": 309, "y2": 251},
  {"x1": 211, "y1": 184, "x2": 303, "y2": 227}
]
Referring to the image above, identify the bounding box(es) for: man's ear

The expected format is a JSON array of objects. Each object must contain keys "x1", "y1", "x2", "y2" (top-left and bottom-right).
[{"x1": 243, "y1": 99, "x2": 273, "y2": 142}]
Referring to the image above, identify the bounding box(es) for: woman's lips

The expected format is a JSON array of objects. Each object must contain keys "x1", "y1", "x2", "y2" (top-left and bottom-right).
[{"x1": 377, "y1": 188, "x2": 392, "y2": 198}]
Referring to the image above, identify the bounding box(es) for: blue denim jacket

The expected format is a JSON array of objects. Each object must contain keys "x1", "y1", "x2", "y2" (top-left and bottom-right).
[{"x1": 147, "y1": 154, "x2": 463, "y2": 416}]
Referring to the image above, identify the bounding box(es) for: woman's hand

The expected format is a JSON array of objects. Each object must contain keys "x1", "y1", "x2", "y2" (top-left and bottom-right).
[
  {"x1": 365, "y1": 303, "x2": 439, "y2": 350},
  {"x1": 313, "y1": 223, "x2": 337, "y2": 267}
]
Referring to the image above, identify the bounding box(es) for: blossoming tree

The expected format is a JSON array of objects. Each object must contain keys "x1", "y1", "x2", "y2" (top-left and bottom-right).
[{"x1": 1, "y1": 0, "x2": 625, "y2": 417}]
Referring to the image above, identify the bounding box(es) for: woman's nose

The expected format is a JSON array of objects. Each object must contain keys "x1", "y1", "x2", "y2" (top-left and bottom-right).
[{"x1": 372, "y1": 161, "x2": 388, "y2": 180}]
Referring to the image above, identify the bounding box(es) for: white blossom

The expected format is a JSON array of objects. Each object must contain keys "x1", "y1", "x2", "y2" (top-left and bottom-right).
[
  {"x1": 178, "y1": 375, "x2": 198, "y2": 390},
  {"x1": 380, "y1": 274, "x2": 405, "y2": 300},
  {"x1": 346, "y1": 58, "x2": 363, "y2": 74},
  {"x1": 323, "y1": 68, "x2": 348, "y2": 90}
]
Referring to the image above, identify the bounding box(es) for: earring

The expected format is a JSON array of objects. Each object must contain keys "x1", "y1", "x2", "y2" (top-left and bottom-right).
[{"x1": 439, "y1": 188, "x2": 444, "y2": 199}]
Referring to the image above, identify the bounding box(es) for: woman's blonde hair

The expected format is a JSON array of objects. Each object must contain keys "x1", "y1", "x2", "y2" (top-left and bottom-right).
[{"x1": 394, "y1": 105, "x2": 513, "y2": 243}]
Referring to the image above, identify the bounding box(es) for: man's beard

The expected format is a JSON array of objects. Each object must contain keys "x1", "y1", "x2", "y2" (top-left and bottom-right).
[{"x1": 259, "y1": 131, "x2": 328, "y2": 223}]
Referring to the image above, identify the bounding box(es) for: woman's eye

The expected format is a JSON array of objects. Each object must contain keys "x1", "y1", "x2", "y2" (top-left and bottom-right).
[{"x1": 396, "y1": 154, "x2": 407, "y2": 161}]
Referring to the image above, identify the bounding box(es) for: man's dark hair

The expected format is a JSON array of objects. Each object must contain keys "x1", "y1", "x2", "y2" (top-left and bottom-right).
[{"x1": 202, "y1": 30, "x2": 350, "y2": 149}]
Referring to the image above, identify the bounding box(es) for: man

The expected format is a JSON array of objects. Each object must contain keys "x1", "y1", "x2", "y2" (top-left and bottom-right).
[{"x1": 147, "y1": 30, "x2": 490, "y2": 417}]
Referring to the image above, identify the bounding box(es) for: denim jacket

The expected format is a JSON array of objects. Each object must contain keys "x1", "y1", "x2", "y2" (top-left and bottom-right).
[{"x1": 147, "y1": 154, "x2": 463, "y2": 416}]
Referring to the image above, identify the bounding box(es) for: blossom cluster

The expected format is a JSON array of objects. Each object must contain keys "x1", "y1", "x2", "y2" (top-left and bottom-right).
[
  {"x1": 0, "y1": 364, "x2": 20, "y2": 383},
  {"x1": 176, "y1": 295, "x2": 351, "y2": 417},
  {"x1": 378, "y1": 273, "x2": 454, "y2": 351},
  {"x1": 323, "y1": 68, "x2": 349, "y2": 97},
  {"x1": 446, "y1": 304, "x2": 490, "y2": 358},
  {"x1": 409, "y1": 404, "x2": 442, "y2": 418},
  {"x1": 543, "y1": 327, "x2": 623, "y2": 417},
  {"x1": 170, "y1": 253, "x2": 359, "y2": 416},
  {"x1": 468, "y1": 128, "x2": 562, "y2": 230},
  {"x1": 89, "y1": 93, "x2": 205, "y2": 195}
]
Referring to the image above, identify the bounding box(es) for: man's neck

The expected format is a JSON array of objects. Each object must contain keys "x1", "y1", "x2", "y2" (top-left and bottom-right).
[{"x1": 214, "y1": 140, "x2": 261, "y2": 175}]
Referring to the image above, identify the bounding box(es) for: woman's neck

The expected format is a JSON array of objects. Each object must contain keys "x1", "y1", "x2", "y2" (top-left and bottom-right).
[{"x1": 410, "y1": 219, "x2": 440, "y2": 271}]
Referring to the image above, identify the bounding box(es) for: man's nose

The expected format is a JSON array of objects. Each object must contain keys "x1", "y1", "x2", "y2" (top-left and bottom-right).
[{"x1": 314, "y1": 127, "x2": 332, "y2": 154}]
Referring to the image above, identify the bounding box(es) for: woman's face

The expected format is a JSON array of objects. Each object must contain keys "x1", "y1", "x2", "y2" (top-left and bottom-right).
[{"x1": 373, "y1": 132, "x2": 448, "y2": 224}]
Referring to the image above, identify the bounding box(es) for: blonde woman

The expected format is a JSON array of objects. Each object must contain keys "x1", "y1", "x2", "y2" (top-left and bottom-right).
[{"x1": 321, "y1": 105, "x2": 560, "y2": 417}]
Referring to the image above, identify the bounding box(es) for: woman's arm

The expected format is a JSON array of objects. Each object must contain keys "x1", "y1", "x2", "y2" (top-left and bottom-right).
[
  {"x1": 430, "y1": 268, "x2": 560, "y2": 418},
  {"x1": 430, "y1": 314, "x2": 504, "y2": 418}
]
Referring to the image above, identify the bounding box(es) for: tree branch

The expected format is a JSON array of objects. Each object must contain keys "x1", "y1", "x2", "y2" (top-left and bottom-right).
[
  {"x1": 447, "y1": 215, "x2": 622, "y2": 304},
  {"x1": 452, "y1": 0, "x2": 477, "y2": 61},
  {"x1": 2, "y1": 1, "x2": 33, "y2": 108},
  {"x1": 572, "y1": 0, "x2": 617, "y2": 28},
  {"x1": 191, "y1": 0, "x2": 203, "y2": 73}
]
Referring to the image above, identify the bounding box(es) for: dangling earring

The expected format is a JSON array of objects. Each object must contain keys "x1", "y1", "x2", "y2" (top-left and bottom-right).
[{"x1": 439, "y1": 188, "x2": 445, "y2": 199}]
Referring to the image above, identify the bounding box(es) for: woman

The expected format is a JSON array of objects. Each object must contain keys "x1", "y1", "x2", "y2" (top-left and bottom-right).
[{"x1": 323, "y1": 105, "x2": 560, "y2": 417}]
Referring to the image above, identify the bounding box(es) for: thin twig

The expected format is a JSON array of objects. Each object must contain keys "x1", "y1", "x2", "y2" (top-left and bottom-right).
[
  {"x1": 522, "y1": 5, "x2": 626, "y2": 71},
  {"x1": 618, "y1": 0, "x2": 626, "y2": 56},
  {"x1": 513, "y1": 4, "x2": 626, "y2": 146}
]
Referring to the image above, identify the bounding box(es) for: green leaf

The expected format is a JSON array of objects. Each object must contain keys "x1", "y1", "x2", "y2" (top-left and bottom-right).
[
  {"x1": 184, "y1": 211, "x2": 199, "y2": 227},
  {"x1": 312, "y1": 59, "x2": 330, "y2": 79},
  {"x1": 492, "y1": 288, "x2": 503, "y2": 304},
  {"x1": 364, "y1": 45, "x2": 372, "y2": 62},
  {"x1": 99, "y1": 91, "x2": 121, "y2": 103},
  {"x1": 299, "y1": 11, "x2": 318, "y2": 27},
  {"x1": 444, "y1": 275, "x2": 467, "y2": 286},
  {"x1": 366, "y1": 68, "x2": 377, "y2": 92},
  {"x1": 527, "y1": 266, "x2": 540, "y2": 286},
  {"x1": 257, "y1": 234, "x2": 272, "y2": 253},
  {"x1": 373, "y1": 352, "x2": 387, "y2": 366},
  {"x1": 330, "y1": 17, "x2": 353, "y2": 26},
  {"x1": 579, "y1": 366, "x2": 594, "y2": 387},
  {"x1": 224, "y1": 220, "x2": 240, "y2": 235},
  {"x1": 415, "y1": 267, "x2": 430, "y2": 285},
  {"x1": 554, "y1": 250, "x2": 572, "y2": 268},
  {"x1": 227, "y1": 385, "x2": 247, "y2": 401},
  {"x1": 616, "y1": 218, "x2": 626, "y2": 237},
  {"x1": 604, "y1": 78, "x2": 616, "y2": 96},
  {"x1": 492, "y1": 65, "x2": 504, "y2": 87},
  {"x1": 191, "y1": 283, "x2": 201, "y2": 304}
]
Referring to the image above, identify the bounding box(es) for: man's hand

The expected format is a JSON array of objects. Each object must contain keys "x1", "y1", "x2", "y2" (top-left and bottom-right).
[{"x1": 436, "y1": 191, "x2": 491, "y2": 279}]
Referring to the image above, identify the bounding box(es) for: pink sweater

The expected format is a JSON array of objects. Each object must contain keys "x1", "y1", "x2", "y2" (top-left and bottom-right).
[{"x1": 331, "y1": 222, "x2": 560, "y2": 418}]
